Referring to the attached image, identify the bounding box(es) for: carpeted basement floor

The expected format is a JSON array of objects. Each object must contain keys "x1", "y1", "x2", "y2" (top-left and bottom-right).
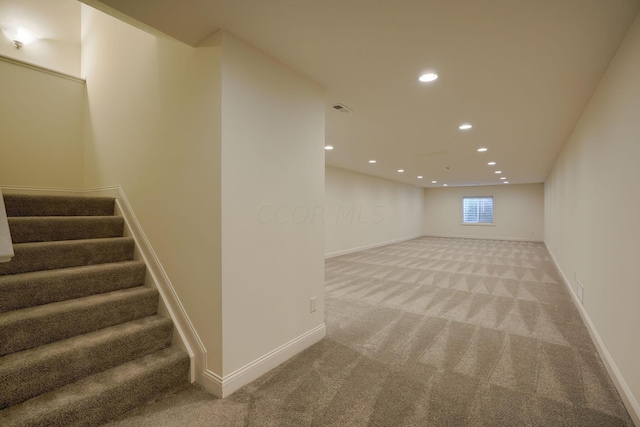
[{"x1": 105, "y1": 237, "x2": 634, "y2": 426}]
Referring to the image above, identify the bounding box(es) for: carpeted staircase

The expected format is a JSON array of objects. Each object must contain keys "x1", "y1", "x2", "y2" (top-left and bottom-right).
[{"x1": 0, "y1": 194, "x2": 190, "y2": 426}]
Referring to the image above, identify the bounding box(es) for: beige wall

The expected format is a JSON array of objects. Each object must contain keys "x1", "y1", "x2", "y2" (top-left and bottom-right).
[
  {"x1": 81, "y1": 7, "x2": 325, "y2": 388},
  {"x1": 325, "y1": 166, "x2": 424, "y2": 256},
  {"x1": 220, "y1": 32, "x2": 325, "y2": 376},
  {"x1": 0, "y1": 0, "x2": 81, "y2": 76},
  {"x1": 424, "y1": 184, "x2": 544, "y2": 241},
  {"x1": 81, "y1": 5, "x2": 223, "y2": 374},
  {"x1": 545, "y1": 12, "x2": 640, "y2": 414},
  {"x1": 0, "y1": 59, "x2": 84, "y2": 188}
]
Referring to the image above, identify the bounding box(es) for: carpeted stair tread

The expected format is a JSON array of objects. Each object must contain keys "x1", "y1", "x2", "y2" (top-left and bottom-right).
[
  {"x1": 0, "y1": 194, "x2": 188, "y2": 425},
  {"x1": 2, "y1": 194, "x2": 115, "y2": 217},
  {"x1": 8, "y1": 216, "x2": 124, "y2": 243},
  {"x1": 0, "y1": 237, "x2": 134, "y2": 276},
  {"x1": 0, "y1": 286, "x2": 159, "y2": 356},
  {"x1": 0, "y1": 315, "x2": 174, "y2": 409},
  {"x1": 0, "y1": 347, "x2": 190, "y2": 427},
  {"x1": 0, "y1": 261, "x2": 146, "y2": 313}
]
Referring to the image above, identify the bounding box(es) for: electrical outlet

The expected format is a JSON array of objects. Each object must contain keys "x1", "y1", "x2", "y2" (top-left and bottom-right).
[
  {"x1": 577, "y1": 281, "x2": 584, "y2": 303},
  {"x1": 310, "y1": 296, "x2": 317, "y2": 313}
]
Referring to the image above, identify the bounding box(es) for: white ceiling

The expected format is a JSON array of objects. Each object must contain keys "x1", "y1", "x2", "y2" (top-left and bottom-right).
[{"x1": 11, "y1": 0, "x2": 640, "y2": 187}]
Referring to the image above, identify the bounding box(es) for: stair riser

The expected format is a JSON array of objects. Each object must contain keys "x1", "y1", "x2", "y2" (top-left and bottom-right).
[
  {"x1": 0, "y1": 262, "x2": 146, "y2": 313},
  {"x1": 0, "y1": 318, "x2": 174, "y2": 409},
  {"x1": 0, "y1": 289, "x2": 159, "y2": 356},
  {"x1": 8, "y1": 217, "x2": 124, "y2": 243},
  {"x1": 0, "y1": 349, "x2": 190, "y2": 427},
  {"x1": 0, "y1": 194, "x2": 189, "y2": 426},
  {"x1": 0, "y1": 238, "x2": 135, "y2": 276},
  {"x1": 2, "y1": 195, "x2": 115, "y2": 217}
]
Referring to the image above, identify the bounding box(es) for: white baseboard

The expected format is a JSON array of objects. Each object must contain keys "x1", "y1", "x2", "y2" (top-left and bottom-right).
[
  {"x1": 424, "y1": 233, "x2": 543, "y2": 243},
  {"x1": 545, "y1": 243, "x2": 640, "y2": 426},
  {"x1": 325, "y1": 234, "x2": 423, "y2": 259},
  {"x1": 199, "y1": 324, "x2": 326, "y2": 398},
  {"x1": 0, "y1": 185, "x2": 206, "y2": 383},
  {"x1": 0, "y1": 185, "x2": 87, "y2": 196}
]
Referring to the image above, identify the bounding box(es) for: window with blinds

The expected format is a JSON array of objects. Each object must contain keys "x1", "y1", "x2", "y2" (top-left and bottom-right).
[{"x1": 462, "y1": 196, "x2": 494, "y2": 224}]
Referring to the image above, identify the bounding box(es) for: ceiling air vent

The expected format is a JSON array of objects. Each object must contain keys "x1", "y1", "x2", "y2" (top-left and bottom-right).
[{"x1": 332, "y1": 103, "x2": 353, "y2": 113}]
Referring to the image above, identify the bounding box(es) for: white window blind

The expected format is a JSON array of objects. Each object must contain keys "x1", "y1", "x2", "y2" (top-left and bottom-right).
[{"x1": 463, "y1": 196, "x2": 493, "y2": 224}]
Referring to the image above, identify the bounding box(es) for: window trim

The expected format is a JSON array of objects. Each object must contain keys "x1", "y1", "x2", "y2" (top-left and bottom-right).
[{"x1": 461, "y1": 196, "x2": 495, "y2": 226}]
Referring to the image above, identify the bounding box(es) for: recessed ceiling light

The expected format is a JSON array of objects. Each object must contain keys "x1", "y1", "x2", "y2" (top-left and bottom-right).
[
  {"x1": 503, "y1": 181, "x2": 509, "y2": 184},
  {"x1": 477, "y1": 147, "x2": 488, "y2": 152},
  {"x1": 495, "y1": 171, "x2": 502, "y2": 174},
  {"x1": 369, "y1": 160, "x2": 376, "y2": 164},
  {"x1": 458, "y1": 123, "x2": 472, "y2": 130},
  {"x1": 432, "y1": 180, "x2": 437, "y2": 184},
  {"x1": 419, "y1": 73, "x2": 438, "y2": 82},
  {"x1": 417, "y1": 176, "x2": 423, "y2": 179},
  {"x1": 324, "y1": 145, "x2": 334, "y2": 150},
  {"x1": 443, "y1": 184, "x2": 448, "y2": 187},
  {"x1": 398, "y1": 169, "x2": 404, "y2": 173},
  {"x1": 488, "y1": 162, "x2": 496, "y2": 166},
  {"x1": 500, "y1": 177, "x2": 507, "y2": 180}
]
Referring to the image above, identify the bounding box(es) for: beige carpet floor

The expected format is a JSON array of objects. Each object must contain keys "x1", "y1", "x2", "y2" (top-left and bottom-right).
[{"x1": 105, "y1": 237, "x2": 634, "y2": 426}]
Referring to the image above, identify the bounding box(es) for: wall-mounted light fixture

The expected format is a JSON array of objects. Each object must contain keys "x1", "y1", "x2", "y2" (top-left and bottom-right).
[{"x1": 0, "y1": 22, "x2": 38, "y2": 49}]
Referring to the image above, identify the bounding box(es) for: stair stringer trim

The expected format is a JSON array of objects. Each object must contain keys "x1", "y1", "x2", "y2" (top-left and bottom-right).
[
  {"x1": 108, "y1": 186, "x2": 205, "y2": 383},
  {"x1": 0, "y1": 188, "x2": 14, "y2": 263},
  {"x1": 0, "y1": 185, "x2": 206, "y2": 383}
]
